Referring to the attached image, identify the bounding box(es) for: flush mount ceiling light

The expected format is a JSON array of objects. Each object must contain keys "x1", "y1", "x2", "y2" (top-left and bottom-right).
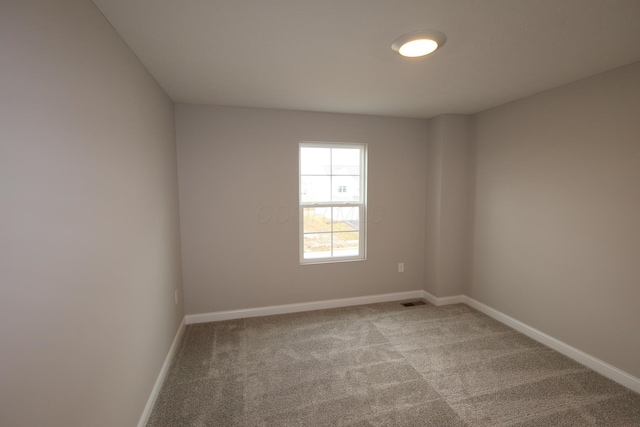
[{"x1": 391, "y1": 30, "x2": 447, "y2": 58}]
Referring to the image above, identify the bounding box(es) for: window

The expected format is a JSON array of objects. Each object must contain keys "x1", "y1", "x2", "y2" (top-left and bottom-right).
[{"x1": 299, "y1": 142, "x2": 367, "y2": 263}]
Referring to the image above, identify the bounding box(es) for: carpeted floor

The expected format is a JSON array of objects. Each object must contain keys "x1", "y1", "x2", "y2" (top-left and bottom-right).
[{"x1": 147, "y1": 302, "x2": 640, "y2": 426}]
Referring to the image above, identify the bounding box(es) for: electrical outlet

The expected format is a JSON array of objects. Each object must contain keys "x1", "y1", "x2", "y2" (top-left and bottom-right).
[
  {"x1": 174, "y1": 290, "x2": 178, "y2": 305},
  {"x1": 398, "y1": 263, "x2": 404, "y2": 273}
]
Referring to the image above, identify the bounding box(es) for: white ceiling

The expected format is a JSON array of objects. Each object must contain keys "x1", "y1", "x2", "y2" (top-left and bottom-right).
[{"x1": 93, "y1": 0, "x2": 640, "y2": 118}]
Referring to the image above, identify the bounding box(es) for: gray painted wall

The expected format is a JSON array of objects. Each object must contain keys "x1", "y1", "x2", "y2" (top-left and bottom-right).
[
  {"x1": 176, "y1": 105, "x2": 428, "y2": 314},
  {"x1": 471, "y1": 61, "x2": 640, "y2": 379},
  {"x1": 425, "y1": 115, "x2": 473, "y2": 297},
  {"x1": 0, "y1": 1, "x2": 184, "y2": 426}
]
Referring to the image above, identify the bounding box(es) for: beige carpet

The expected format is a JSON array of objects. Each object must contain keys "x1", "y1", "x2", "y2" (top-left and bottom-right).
[{"x1": 147, "y1": 302, "x2": 640, "y2": 426}]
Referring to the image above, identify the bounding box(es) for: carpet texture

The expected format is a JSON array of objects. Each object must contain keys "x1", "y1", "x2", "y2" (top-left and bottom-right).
[{"x1": 147, "y1": 302, "x2": 640, "y2": 426}]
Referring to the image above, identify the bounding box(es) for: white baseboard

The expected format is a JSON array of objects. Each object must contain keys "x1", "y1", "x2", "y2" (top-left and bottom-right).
[
  {"x1": 422, "y1": 291, "x2": 466, "y2": 306},
  {"x1": 137, "y1": 318, "x2": 186, "y2": 427},
  {"x1": 185, "y1": 290, "x2": 425, "y2": 324},
  {"x1": 463, "y1": 296, "x2": 640, "y2": 394}
]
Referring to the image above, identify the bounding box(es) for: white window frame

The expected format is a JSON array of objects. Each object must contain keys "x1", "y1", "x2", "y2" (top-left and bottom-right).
[{"x1": 299, "y1": 142, "x2": 367, "y2": 264}]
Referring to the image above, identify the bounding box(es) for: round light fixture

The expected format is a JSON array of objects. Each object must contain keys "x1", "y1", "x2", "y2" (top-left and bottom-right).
[{"x1": 391, "y1": 30, "x2": 447, "y2": 58}]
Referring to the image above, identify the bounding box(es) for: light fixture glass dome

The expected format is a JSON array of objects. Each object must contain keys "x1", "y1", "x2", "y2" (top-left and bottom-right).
[{"x1": 392, "y1": 30, "x2": 447, "y2": 58}]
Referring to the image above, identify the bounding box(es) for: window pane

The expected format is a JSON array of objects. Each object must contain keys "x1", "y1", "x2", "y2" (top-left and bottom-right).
[
  {"x1": 301, "y1": 176, "x2": 330, "y2": 203},
  {"x1": 333, "y1": 232, "x2": 360, "y2": 257},
  {"x1": 299, "y1": 142, "x2": 366, "y2": 264},
  {"x1": 332, "y1": 148, "x2": 360, "y2": 175},
  {"x1": 303, "y1": 233, "x2": 331, "y2": 259},
  {"x1": 333, "y1": 207, "x2": 359, "y2": 231},
  {"x1": 303, "y1": 207, "x2": 331, "y2": 233},
  {"x1": 300, "y1": 147, "x2": 330, "y2": 175},
  {"x1": 332, "y1": 176, "x2": 360, "y2": 202}
]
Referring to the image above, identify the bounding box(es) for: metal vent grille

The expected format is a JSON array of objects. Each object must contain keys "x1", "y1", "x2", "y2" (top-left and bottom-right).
[{"x1": 401, "y1": 301, "x2": 427, "y2": 307}]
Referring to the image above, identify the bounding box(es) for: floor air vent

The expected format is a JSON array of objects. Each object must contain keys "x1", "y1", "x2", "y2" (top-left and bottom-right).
[{"x1": 401, "y1": 301, "x2": 427, "y2": 307}]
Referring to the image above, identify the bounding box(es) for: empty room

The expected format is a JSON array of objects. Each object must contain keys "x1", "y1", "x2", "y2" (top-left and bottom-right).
[{"x1": 2, "y1": 0, "x2": 640, "y2": 426}]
